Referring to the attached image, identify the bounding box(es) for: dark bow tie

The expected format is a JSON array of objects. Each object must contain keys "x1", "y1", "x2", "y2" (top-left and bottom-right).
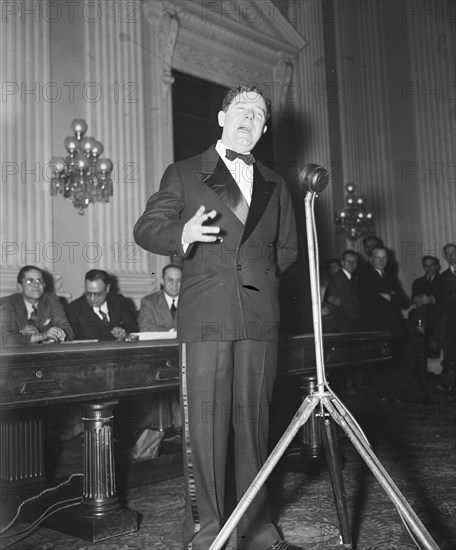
[{"x1": 225, "y1": 149, "x2": 255, "y2": 165}]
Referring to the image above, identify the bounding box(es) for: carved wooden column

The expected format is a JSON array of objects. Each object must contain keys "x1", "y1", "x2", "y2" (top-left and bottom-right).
[
  {"x1": 45, "y1": 401, "x2": 138, "y2": 542},
  {"x1": 68, "y1": 400, "x2": 138, "y2": 541},
  {"x1": 81, "y1": 401, "x2": 120, "y2": 515}
]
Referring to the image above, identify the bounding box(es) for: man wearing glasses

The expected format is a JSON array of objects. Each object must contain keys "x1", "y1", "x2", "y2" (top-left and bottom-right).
[
  {"x1": 65, "y1": 269, "x2": 138, "y2": 341},
  {"x1": 0, "y1": 265, "x2": 74, "y2": 345}
]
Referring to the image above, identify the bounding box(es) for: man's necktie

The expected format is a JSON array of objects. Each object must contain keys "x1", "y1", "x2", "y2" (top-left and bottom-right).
[
  {"x1": 28, "y1": 305, "x2": 38, "y2": 326},
  {"x1": 98, "y1": 308, "x2": 109, "y2": 324},
  {"x1": 225, "y1": 149, "x2": 255, "y2": 165},
  {"x1": 171, "y1": 299, "x2": 177, "y2": 319}
]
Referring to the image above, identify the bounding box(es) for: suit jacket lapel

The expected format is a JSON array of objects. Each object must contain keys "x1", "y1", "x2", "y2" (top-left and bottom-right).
[
  {"x1": 197, "y1": 146, "x2": 277, "y2": 242},
  {"x1": 159, "y1": 291, "x2": 173, "y2": 324},
  {"x1": 198, "y1": 146, "x2": 249, "y2": 225},
  {"x1": 242, "y1": 165, "x2": 276, "y2": 243}
]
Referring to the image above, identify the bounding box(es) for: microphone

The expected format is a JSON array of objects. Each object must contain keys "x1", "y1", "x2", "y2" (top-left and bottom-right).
[{"x1": 298, "y1": 164, "x2": 329, "y2": 193}]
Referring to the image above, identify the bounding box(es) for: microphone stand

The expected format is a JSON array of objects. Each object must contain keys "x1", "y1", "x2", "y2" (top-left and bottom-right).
[{"x1": 209, "y1": 165, "x2": 439, "y2": 550}]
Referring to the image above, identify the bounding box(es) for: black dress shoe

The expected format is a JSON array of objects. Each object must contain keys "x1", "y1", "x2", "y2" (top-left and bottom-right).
[{"x1": 267, "y1": 541, "x2": 307, "y2": 550}]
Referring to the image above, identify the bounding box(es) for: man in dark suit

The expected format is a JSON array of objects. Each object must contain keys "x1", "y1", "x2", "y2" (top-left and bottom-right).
[
  {"x1": 358, "y1": 245, "x2": 409, "y2": 339},
  {"x1": 322, "y1": 250, "x2": 362, "y2": 332},
  {"x1": 138, "y1": 263, "x2": 182, "y2": 332},
  {"x1": 65, "y1": 269, "x2": 138, "y2": 341},
  {"x1": 134, "y1": 84, "x2": 300, "y2": 550},
  {"x1": 434, "y1": 243, "x2": 456, "y2": 391},
  {"x1": 409, "y1": 255, "x2": 442, "y2": 358},
  {"x1": 411, "y1": 255, "x2": 441, "y2": 302},
  {"x1": 0, "y1": 265, "x2": 73, "y2": 345}
]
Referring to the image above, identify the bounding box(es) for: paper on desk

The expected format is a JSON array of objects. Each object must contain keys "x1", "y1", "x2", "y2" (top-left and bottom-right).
[{"x1": 130, "y1": 331, "x2": 177, "y2": 340}]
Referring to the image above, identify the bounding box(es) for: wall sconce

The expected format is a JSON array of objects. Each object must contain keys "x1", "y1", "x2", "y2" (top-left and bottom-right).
[
  {"x1": 50, "y1": 119, "x2": 113, "y2": 214},
  {"x1": 334, "y1": 183, "x2": 375, "y2": 241}
]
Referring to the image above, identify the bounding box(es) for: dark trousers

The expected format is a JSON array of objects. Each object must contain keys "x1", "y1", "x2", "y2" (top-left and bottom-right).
[{"x1": 180, "y1": 340, "x2": 280, "y2": 550}]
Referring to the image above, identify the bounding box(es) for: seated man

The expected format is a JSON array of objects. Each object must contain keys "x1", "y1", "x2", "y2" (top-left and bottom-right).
[
  {"x1": 129, "y1": 263, "x2": 183, "y2": 457},
  {"x1": 322, "y1": 250, "x2": 362, "y2": 332},
  {"x1": 138, "y1": 263, "x2": 182, "y2": 332},
  {"x1": 0, "y1": 265, "x2": 74, "y2": 345},
  {"x1": 66, "y1": 269, "x2": 138, "y2": 340}
]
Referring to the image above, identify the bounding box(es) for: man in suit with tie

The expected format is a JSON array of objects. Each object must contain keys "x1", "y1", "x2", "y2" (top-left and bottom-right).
[
  {"x1": 322, "y1": 250, "x2": 362, "y2": 332},
  {"x1": 434, "y1": 243, "x2": 456, "y2": 391},
  {"x1": 65, "y1": 269, "x2": 138, "y2": 341},
  {"x1": 138, "y1": 263, "x2": 182, "y2": 332},
  {"x1": 409, "y1": 255, "x2": 442, "y2": 358},
  {"x1": 0, "y1": 265, "x2": 73, "y2": 344},
  {"x1": 411, "y1": 255, "x2": 441, "y2": 304},
  {"x1": 358, "y1": 245, "x2": 409, "y2": 339},
  {"x1": 134, "y1": 84, "x2": 300, "y2": 550}
]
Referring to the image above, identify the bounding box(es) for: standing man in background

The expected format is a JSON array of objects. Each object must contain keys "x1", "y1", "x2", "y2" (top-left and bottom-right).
[
  {"x1": 435, "y1": 243, "x2": 456, "y2": 392},
  {"x1": 134, "y1": 84, "x2": 301, "y2": 550}
]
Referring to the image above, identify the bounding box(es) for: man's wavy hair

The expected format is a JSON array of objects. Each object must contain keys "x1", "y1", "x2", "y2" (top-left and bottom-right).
[{"x1": 221, "y1": 83, "x2": 272, "y2": 122}]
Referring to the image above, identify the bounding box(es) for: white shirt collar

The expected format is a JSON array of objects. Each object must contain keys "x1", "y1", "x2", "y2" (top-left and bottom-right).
[
  {"x1": 164, "y1": 292, "x2": 178, "y2": 309},
  {"x1": 93, "y1": 301, "x2": 109, "y2": 320},
  {"x1": 215, "y1": 139, "x2": 252, "y2": 158},
  {"x1": 215, "y1": 140, "x2": 253, "y2": 205},
  {"x1": 342, "y1": 268, "x2": 351, "y2": 280},
  {"x1": 24, "y1": 299, "x2": 36, "y2": 316}
]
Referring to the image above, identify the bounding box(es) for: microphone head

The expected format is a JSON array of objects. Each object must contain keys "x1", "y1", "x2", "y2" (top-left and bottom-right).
[{"x1": 299, "y1": 164, "x2": 329, "y2": 193}]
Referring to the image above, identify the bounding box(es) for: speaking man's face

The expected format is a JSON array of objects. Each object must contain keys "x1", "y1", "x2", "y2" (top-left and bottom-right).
[{"x1": 218, "y1": 91, "x2": 267, "y2": 154}]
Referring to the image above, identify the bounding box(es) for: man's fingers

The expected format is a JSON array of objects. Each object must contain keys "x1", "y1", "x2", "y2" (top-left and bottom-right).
[
  {"x1": 200, "y1": 225, "x2": 220, "y2": 234},
  {"x1": 198, "y1": 234, "x2": 221, "y2": 242},
  {"x1": 204, "y1": 209, "x2": 217, "y2": 220},
  {"x1": 191, "y1": 205, "x2": 207, "y2": 223},
  {"x1": 191, "y1": 206, "x2": 217, "y2": 225}
]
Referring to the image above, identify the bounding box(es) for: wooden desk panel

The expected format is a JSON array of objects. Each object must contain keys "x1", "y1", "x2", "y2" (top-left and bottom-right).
[{"x1": 0, "y1": 332, "x2": 392, "y2": 409}]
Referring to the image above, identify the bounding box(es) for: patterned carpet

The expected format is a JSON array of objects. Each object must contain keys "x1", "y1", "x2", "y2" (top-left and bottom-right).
[{"x1": 2, "y1": 380, "x2": 455, "y2": 550}]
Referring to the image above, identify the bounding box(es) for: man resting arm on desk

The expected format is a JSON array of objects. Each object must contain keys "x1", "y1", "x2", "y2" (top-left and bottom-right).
[
  {"x1": 65, "y1": 269, "x2": 138, "y2": 341},
  {"x1": 0, "y1": 265, "x2": 74, "y2": 345}
]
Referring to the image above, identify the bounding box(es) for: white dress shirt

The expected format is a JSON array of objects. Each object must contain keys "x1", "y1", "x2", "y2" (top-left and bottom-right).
[{"x1": 215, "y1": 140, "x2": 253, "y2": 205}]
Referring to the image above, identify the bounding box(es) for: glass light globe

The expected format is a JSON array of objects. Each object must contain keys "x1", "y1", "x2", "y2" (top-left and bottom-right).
[
  {"x1": 71, "y1": 119, "x2": 88, "y2": 137},
  {"x1": 64, "y1": 136, "x2": 78, "y2": 153},
  {"x1": 91, "y1": 141, "x2": 104, "y2": 157},
  {"x1": 97, "y1": 158, "x2": 113, "y2": 174}
]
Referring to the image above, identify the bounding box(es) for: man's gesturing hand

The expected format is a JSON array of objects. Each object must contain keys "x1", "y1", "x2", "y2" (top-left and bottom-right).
[{"x1": 182, "y1": 206, "x2": 221, "y2": 244}]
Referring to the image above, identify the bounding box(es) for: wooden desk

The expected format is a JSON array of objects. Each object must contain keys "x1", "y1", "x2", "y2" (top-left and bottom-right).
[{"x1": 0, "y1": 332, "x2": 392, "y2": 541}]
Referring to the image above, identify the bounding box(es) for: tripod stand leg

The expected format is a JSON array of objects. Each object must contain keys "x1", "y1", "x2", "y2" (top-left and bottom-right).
[
  {"x1": 323, "y1": 395, "x2": 439, "y2": 550},
  {"x1": 320, "y1": 413, "x2": 353, "y2": 549},
  {"x1": 208, "y1": 395, "x2": 320, "y2": 550}
]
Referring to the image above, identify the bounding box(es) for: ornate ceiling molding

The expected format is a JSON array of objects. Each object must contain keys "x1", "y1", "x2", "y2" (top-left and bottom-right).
[{"x1": 142, "y1": 0, "x2": 307, "y2": 102}]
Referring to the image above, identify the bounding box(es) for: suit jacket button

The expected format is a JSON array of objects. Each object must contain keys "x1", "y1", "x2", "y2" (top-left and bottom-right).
[
  {"x1": 265, "y1": 268, "x2": 270, "y2": 274},
  {"x1": 237, "y1": 264, "x2": 242, "y2": 271}
]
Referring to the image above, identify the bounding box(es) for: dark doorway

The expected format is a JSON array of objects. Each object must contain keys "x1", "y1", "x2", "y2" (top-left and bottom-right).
[{"x1": 172, "y1": 71, "x2": 273, "y2": 163}]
